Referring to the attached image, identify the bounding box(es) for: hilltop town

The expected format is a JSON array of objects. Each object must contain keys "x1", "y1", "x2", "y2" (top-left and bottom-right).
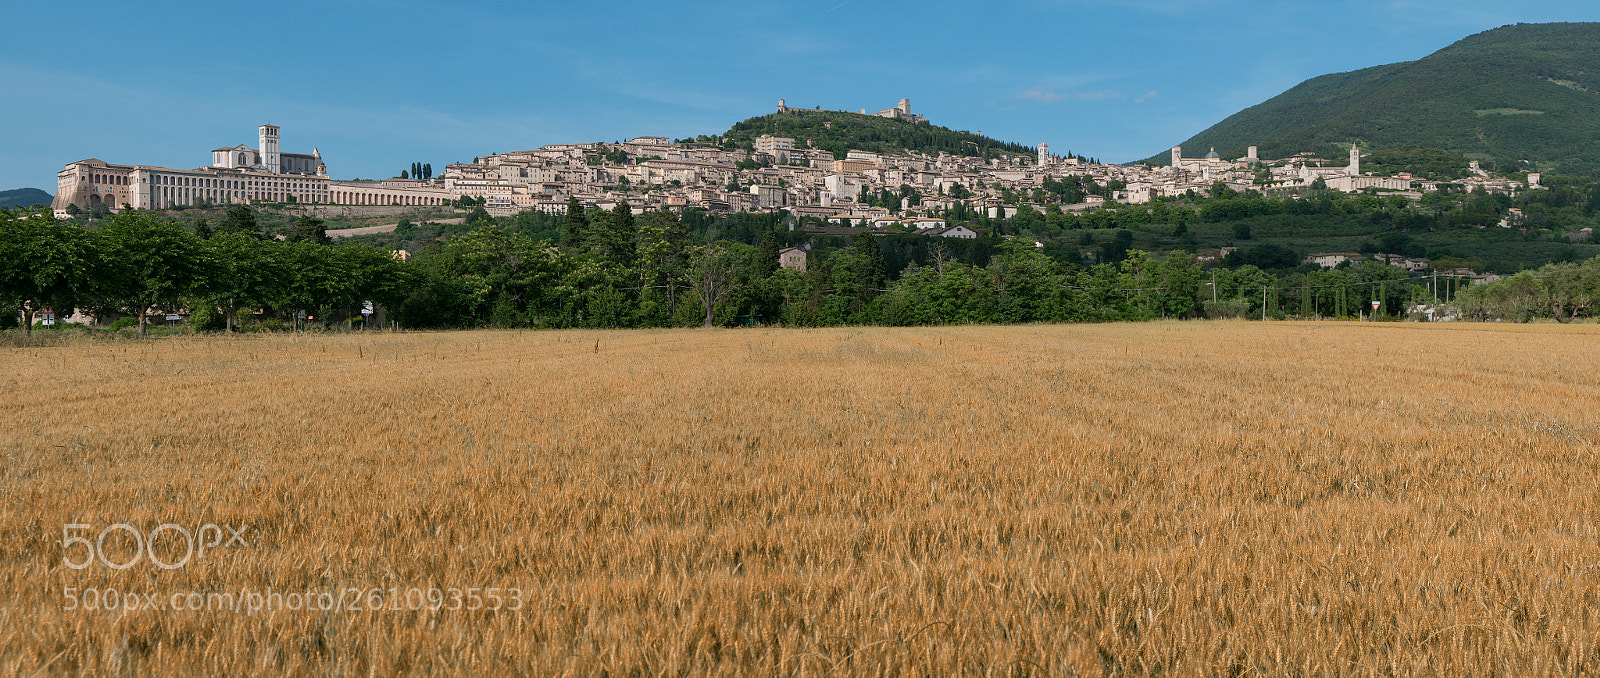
[
  {"x1": 51, "y1": 99, "x2": 1539, "y2": 235},
  {"x1": 434, "y1": 100, "x2": 1538, "y2": 227}
]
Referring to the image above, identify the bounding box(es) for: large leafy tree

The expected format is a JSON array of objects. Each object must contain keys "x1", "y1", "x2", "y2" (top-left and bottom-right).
[
  {"x1": 286, "y1": 215, "x2": 330, "y2": 245},
  {"x1": 277, "y1": 242, "x2": 353, "y2": 328},
  {"x1": 217, "y1": 205, "x2": 261, "y2": 238},
  {"x1": 424, "y1": 224, "x2": 564, "y2": 327},
  {"x1": 1116, "y1": 250, "x2": 1202, "y2": 321},
  {"x1": 987, "y1": 239, "x2": 1064, "y2": 323},
  {"x1": 338, "y1": 245, "x2": 417, "y2": 327},
  {"x1": 1534, "y1": 258, "x2": 1600, "y2": 323},
  {"x1": 198, "y1": 232, "x2": 288, "y2": 331},
  {"x1": 689, "y1": 242, "x2": 741, "y2": 327},
  {"x1": 95, "y1": 212, "x2": 205, "y2": 336},
  {"x1": 0, "y1": 213, "x2": 94, "y2": 337}
]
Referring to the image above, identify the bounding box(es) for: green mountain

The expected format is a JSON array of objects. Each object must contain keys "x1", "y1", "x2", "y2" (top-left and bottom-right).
[
  {"x1": 1150, "y1": 22, "x2": 1600, "y2": 176},
  {"x1": 720, "y1": 109, "x2": 1043, "y2": 161},
  {"x1": 0, "y1": 188, "x2": 53, "y2": 209}
]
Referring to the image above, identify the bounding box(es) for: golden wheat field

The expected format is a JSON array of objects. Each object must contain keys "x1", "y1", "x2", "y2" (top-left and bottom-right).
[{"x1": 3, "y1": 321, "x2": 1600, "y2": 676}]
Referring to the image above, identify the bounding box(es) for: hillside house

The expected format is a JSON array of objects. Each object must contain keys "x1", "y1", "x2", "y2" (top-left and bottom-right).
[
  {"x1": 1303, "y1": 253, "x2": 1364, "y2": 269},
  {"x1": 778, "y1": 247, "x2": 807, "y2": 271}
]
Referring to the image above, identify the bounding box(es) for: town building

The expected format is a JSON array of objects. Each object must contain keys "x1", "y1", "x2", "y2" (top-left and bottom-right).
[{"x1": 754, "y1": 135, "x2": 794, "y2": 164}]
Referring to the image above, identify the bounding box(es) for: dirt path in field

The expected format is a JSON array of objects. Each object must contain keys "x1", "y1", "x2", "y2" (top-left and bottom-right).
[{"x1": 327, "y1": 217, "x2": 465, "y2": 238}]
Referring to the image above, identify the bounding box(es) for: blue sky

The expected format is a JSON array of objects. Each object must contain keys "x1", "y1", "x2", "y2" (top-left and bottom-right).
[{"x1": 1, "y1": 1, "x2": 1594, "y2": 191}]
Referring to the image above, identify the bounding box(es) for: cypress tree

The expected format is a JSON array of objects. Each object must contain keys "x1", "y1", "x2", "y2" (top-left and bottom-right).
[
  {"x1": 757, "y1": 231, "x2": 780, "y2": 278},
  {"x1": 851, "y1": 231, "x2": 886, "y2": 313},
  {"x1": 561, "y1": 197, "x2": 587, "y2": 250},
  {"x1": 603, "y1": 201, "x2": 637, "y2": 268}
]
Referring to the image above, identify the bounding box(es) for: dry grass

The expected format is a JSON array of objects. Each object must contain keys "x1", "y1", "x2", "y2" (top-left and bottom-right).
[{"x1": 3, "y1": 322, "x2": 1600, "y2": 676}]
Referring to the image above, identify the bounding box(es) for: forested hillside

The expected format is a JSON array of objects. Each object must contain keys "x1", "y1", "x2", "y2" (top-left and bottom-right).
[
  {"x1": 1149, "y1": 23, "x2": 1600, "y2": 176},
  {"x1": 0, "y1": 188, "x2": 52, "y2": 209},
  {"x1": 717, "y1": 110, "x2": 1049, "y2": 161}
]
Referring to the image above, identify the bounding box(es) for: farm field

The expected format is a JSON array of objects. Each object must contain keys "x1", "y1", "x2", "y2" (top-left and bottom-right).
[{"x1": 3, "y1": 322, "x2": 1600, "y2": 675}]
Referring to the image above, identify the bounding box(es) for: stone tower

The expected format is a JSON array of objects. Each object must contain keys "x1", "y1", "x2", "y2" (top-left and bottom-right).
[
  {"x1": 1038, "y1": 143, "x2": 1049, "y2": 167},
  {"x1": 898, "y1": 98, "x2": 910, "y2": 115},
  {"x1": 1347, "y1": 144, "x2": 1360, "y2": 176},
  {"x1": 1170, "y1": 146, "x2": 1182, "y2": 169},
  {"x1": 259, "y1": 124, "x2": 281, "y2": 175},
  {"x1": 1247, "y1": 145, "x2": 1259, "y2": 163},
  {"x1": 777, "y1": 99, "x2": 788, "y2": 113}
]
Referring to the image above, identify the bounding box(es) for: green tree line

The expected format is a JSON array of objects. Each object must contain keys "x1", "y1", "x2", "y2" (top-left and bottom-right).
[
  {"x1": 0, "y1": 206, "x2": 411, "y2": 337},
  {"x1": 4, "y1": 201, "x2": 1445, "y2": 336}
]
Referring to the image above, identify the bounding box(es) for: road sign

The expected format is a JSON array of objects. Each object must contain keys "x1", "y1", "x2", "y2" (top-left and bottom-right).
[{"x1": 1370, "y1": 301, "x2": 1381, "y2": 310}]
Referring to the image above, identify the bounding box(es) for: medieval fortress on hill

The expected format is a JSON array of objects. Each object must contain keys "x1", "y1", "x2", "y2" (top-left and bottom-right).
[
  {"x1": 776, "y1": 97, "x2": 925, "y2": 123},
  {"x1": 53, "y1": 101, "x2": 1539, "y2": 225}
]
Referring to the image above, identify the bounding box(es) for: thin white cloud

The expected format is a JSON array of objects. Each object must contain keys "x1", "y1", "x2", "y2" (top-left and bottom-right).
[
  {"x1": 1017, "y1": 78, "x2": 1152, "y2": 104},
  {"x1": 1016, "y1": 87, "x2": 1130, "y2": 103}
]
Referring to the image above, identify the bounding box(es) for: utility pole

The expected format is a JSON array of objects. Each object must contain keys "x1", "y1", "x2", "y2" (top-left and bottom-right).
[{"x1": 1211, "y1": 270, "x2": 1217, "y2": 303}]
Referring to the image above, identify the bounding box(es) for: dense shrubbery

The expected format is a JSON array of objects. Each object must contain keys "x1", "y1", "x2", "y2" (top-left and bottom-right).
[{"x1": 1455, "y1": 255, "x2": 1600, "y2": 322}]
